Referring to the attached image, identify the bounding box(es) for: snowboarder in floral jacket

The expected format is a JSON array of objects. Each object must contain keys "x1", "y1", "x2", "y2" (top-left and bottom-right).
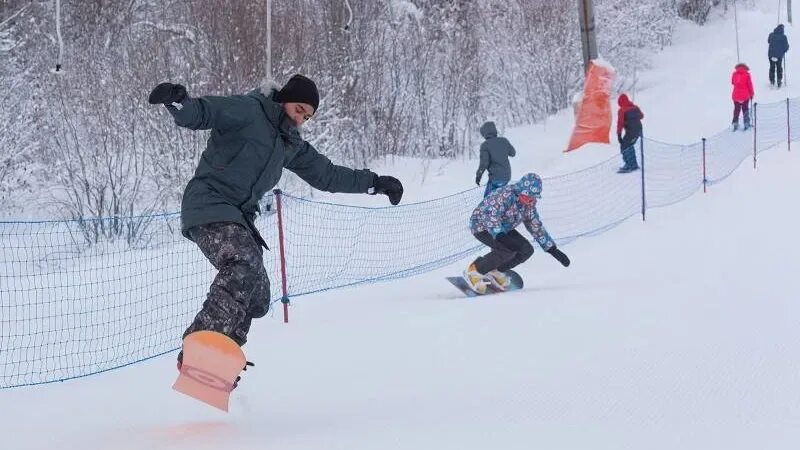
[{"x1": 463, "y1": 173, "x2": 570, "y2": 294}]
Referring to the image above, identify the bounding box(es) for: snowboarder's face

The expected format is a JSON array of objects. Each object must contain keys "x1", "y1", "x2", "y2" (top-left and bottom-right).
[
  {"x1": 517, "y1": 194, "x2": 535, "y2": 207},
  {"x1": 283, "y1": 102, "x2": 315, "y2": 127}
]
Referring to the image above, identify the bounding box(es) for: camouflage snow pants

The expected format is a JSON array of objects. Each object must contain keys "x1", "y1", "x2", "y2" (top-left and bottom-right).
[{"x1": 183, "y1": 222, "x2": 270, "y2": 346}]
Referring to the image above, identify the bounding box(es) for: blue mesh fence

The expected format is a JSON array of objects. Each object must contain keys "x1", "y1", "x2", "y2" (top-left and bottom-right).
[
  {"x1": 538, "y1": 156, "x2": 641, "y2": 241},
  {"x1": 1, "y1": 97, "x2": 797, "y2": 388},
  {"x1": 705, "y1": 124, "x2": 754, "y2": 185},
  {"x1": 280, "y1": 189, "x2": 484, "y2": 297},
  {"x1": 643, "y1": 139, "x2": 704, "y2": 209},
  {"x1": 756, "y1": 101, "x2": 789, "y2": 154},
  {"x1": 790, "y1": 99, "x2": 800, "y2": 144}
]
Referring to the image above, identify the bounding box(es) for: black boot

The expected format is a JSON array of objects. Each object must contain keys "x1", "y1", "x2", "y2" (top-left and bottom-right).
[{"x1": 232, "y1": 361, "x2": 255, "y2": 389}]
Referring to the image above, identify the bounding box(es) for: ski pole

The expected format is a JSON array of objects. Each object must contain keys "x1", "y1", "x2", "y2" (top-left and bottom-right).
[{"x1": 785, "y1": 54, "x2": 789, "y2": 87}]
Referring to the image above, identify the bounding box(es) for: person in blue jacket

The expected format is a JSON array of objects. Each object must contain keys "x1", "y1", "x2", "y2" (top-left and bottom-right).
[{"x1": 768, "y1": 24, "x2": 790, "y2": 88}]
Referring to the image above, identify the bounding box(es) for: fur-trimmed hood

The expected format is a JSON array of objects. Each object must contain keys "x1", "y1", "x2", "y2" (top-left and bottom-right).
[
  {"x1": 246, "y1": 77, "x2": 306, "y2": 138},
  {"x1": 258, "y1": 77, "x2": 283, "y2": 96}
]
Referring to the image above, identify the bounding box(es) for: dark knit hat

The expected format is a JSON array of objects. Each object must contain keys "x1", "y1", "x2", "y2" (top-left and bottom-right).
[{"x1": 275, "y1": 74, "x2": 319, "y2": 112}]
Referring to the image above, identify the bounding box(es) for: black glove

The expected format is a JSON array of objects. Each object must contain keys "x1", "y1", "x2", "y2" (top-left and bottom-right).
[
  {"x1": 475, "y1": 172, "x2": 482, "y2": 186},
  {"x1": 371, "y1": 175, "x2": 403, "y2": 205},
  {"x1": 546, "y1": 246, "x2": 570, "y2": 267},
  {"x1": 148, "y1": 82, "x2": 187, "y2": 105}
]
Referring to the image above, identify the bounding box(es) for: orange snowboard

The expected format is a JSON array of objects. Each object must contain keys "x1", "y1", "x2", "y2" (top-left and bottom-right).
[{"x1": 172, "y1": 331, "x2": 246, "y2": 412}]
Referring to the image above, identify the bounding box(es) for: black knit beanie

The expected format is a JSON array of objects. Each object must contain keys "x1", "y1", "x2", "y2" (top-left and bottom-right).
[{"x1": 275, "y1": 74, "x2": 319, "y2": 112}]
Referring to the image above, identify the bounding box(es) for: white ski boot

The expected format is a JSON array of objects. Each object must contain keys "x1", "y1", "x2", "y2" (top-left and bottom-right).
[{"x1": 484, "y1": 270, "x2": 511, "y2": 291}]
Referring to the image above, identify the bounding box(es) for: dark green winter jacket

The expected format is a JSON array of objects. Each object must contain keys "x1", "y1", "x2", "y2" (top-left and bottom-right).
[
  {"x1": 166, "y1": 86, "x2": 376, "y2": 241},
  {"x1": 477, "y1": 121, "x2": 516, "y2": 183}
]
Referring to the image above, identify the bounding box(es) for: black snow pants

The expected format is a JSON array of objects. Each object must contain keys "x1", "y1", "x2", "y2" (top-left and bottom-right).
[
  {"x1": 183, "y1": 222, "x2": 270, "y2": 346},
  {"x1": 769, "y1": 56, "x2": 784, "y2": 85},
  {"x1": 472, "y1": 230, "x2": 534, "y2": 274}
]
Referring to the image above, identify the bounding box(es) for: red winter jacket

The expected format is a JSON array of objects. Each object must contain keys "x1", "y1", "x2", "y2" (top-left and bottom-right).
[
  {"x1": 731, "y1": 64, "x2": 754, "y2": 103},
  {"x1": 616, "y1": 94, "x2": 644, "y2": 137}
]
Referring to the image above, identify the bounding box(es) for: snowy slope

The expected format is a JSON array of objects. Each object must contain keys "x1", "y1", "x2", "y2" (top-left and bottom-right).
[
  {"x1": 2, "y1": 2, "x2": 800, "y2": 450},
  {"x1": 4, "y1": 140, "x2": 799, "y2": 450}
]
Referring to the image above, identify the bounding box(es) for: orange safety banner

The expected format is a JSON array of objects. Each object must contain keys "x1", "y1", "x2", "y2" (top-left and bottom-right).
[{"x1": 565, "y1": 61, "x2": 616, "y2": 152}]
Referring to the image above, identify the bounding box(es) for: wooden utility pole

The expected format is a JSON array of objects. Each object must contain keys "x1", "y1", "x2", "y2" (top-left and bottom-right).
[
  {"x1": 577, "y1": 0, "x2": 598, "y2": 73},
  {"x1": 789, "y1": 0, "x2": 793, "y2": 25}
]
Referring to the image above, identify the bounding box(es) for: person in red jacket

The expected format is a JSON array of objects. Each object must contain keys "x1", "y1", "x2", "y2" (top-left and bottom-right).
[
  {"x1": 731, "y1": 63, "x2": 755, "y2": 131},
  {"x1": 616, "y1": 94, "x2": 644, "y2": 173}
]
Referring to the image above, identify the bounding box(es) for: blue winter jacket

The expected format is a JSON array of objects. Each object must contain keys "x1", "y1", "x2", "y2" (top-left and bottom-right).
[{"x1": 769, "y1": 25, "x2": 790, "y2": 59}]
